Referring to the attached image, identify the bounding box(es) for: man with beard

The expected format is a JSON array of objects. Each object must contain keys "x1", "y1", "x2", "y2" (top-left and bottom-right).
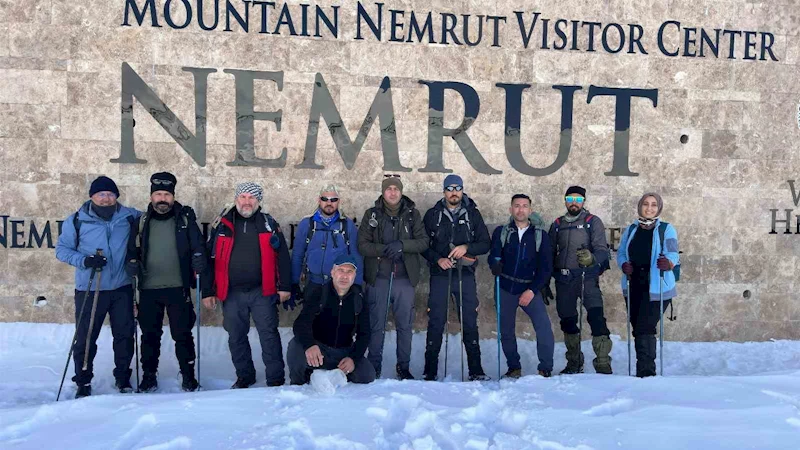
[
  {"x1": 358, "y1": 176, "x2": 428, "y2": 380},
  {"x1": 56, "y1": 176, "x2": 142, "y2": 398},
  {"x1": 548, "y1": 186, "x2": 613, "y2": 375},
  {"x1": 291, "y1": 184, "x2": 362, "y2": 300},
  {"x1": 421, "y1": 175, "x2": 492, "y2": 381},
  {"x1": 202, "y1": 182, "x2": 292, "y2": 388},
  {"x1": 126, "y1": 172, "x2": 207, "y2": 392}
]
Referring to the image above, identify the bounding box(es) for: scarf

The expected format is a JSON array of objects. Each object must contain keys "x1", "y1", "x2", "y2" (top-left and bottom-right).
[{"x1": 313, "y1": 209, "x2": 340, "y2": 227}]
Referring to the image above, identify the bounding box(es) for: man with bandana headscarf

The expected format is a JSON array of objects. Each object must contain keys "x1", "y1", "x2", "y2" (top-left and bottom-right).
[
  {"x1": 202, "y1": 182, "x2": 292, "y2": 389},
  {"x1": 548, "y1": 186, "x2": 613, "y2": 375},
  {"x1": 617, "y1": 193, "x2": 679, "y2": 377},
  {"x1": 56, "y1": 176, "x2": 142, "y2": 398},
  {"x1": 127, "y1": 172, "x2": 207, "y2": 393}
]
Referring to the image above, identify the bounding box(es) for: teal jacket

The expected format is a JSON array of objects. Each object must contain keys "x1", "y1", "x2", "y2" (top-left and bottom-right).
[{"x1": 616, "y1": 219, "x2": 679, "y2": 300}]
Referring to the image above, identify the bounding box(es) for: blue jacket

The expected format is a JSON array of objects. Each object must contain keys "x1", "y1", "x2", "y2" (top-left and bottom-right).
[
  {"x1": 55, "y1": 201, "x2": 142, "y2": 291},
  {"x1": 616, "y1": 219, "x2": 680, "y2": 301},
  {"x1": 291, "y1": 212, "x2": 363, "y2": 286},
  {"x1": 489, "y1": 221, "x2": 553, "y2": 295}
]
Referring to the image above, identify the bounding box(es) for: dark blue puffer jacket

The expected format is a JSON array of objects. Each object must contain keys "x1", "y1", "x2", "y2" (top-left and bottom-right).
[
  {"x1": 489, "y1": 219, "x2": 553, "y2": 295},
  {"x1": 291, "y1": 211, "x2": 363, "y2": 285}
]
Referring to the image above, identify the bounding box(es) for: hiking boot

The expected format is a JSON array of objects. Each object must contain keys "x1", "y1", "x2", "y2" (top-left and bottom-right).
[
  {"x1": 468, "y1": 373, "x2": 492, "y2": 382},
  {"x1": 396, "y1": 365, "x2": 415, "y2": 381},
  {"x1": 502, "y1": 368, "x2": 522, "y2": 379},
  {"x1": 592, "y1": 335, "x2": 613, "y2": 374},
  {"x1": 267, "y1": 378, "x2": 285, "y2": 387},
  {"x1": 138, "y1": 373, "x2": 158, "y2": 393},
  {"x1": 75, "y1": 383, "x2": 91, "y2": 399},
  {"x1": 115, "y1": 378, "x2": 134, "y2": 394},
  {"x1": 423, "y1": 372, "x2": 438, "y2": 381},
  {"x1": 560, "y1": 333, "x2": 585, "y2": 375},
  {"x1": 231, "y1": 376, "x2": 256, "y2": 389},
  {"x1": 181, "y1": 373, "x2": 199, "y2": 392},
  {"x1": 538, "y1": 370, "x2": 553, "y2": 378},
  {"x1": 635, "y1": 334, "x2": 657, "y2": 378}
]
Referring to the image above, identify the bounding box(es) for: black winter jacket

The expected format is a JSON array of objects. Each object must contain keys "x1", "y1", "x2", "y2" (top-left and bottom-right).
[
  {"x1": 293, "y1": 282, "x2": 371, "y2": 359},
  {"x1": 422, "y1": 195, "x2": 491, "y2": 276}
]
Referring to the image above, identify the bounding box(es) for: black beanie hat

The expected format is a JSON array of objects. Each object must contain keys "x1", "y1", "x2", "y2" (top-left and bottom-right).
[
  {"x1": 150, "y1": 172, "x2": 177, "y2": 195},
  {"x1": 89, "y1": 176, "x2": 120, "y2": 198},
  {"x1": 565, "y1": 185, "x2": 586, "y2": 198}
]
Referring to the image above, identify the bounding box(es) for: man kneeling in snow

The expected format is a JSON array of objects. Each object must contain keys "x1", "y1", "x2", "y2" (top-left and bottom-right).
[{"x1": 288, "y1": 254, "x2": 376, "y2": 385}]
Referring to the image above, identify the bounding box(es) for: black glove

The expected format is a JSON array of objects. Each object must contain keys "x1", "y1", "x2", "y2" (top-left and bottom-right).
[
  {"x1": 383, "y1": 240, "x2": 404, "y2": 261},
  {"x1": 84, "y1": 254, "x2": 107, "y2": 270},
  {"x1": 291, "y1": 283, "x2": 304, "y2": 304},
  {"x1": 191, "y1": 253, "x2": 207, "y2": 273},
  {"x1": 541, "y1": 284, "x2": 554, "y2": 306},
  {"x1": 282, "y1": 297, "x2": 296, "y2": 311},
  {"x1": 490, "y1": 261, "x2": 503, "y2": 277},
  {"x1": 124, "y1": 260, "x2": 139, "y2": 277},
  {"x1": 656, "y1": 255, "x2": 672, "y2": 271}
]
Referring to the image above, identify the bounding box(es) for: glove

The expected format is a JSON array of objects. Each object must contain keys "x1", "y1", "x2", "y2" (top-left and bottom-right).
[
  {"x1": 383, "y1": 241, "x2": 404, "y2": 261},
  {"x1": 622, "y1": 262, "x2": 634, "y2": 275},
  {"x1": 191, "y1": 253, "x2": 207, "y2": 273},
  {"x1": 291, "y1": 283, "x2": 304, "y2": 304},
  {"x1": 84, "y1": 254, "x2": 107, "y2": 270},
  {"x1": 656, "y1": 256, "x2": 672, "y2": 271},
  {"x1": 282, "y1": 297, "x2": 296, "y2": 311},
  {"x1": 541, "y1": 284, "x2": 554, "y2": 306},
  {"x1": 124, "y1": 260, "x2": 139, "y2": 277},
  {"x1": 490, "y1": 261, "x2": 503, "y2": 277},
  {"x1": 576, "y1": 248, "x2": 594, "y2": 268}
]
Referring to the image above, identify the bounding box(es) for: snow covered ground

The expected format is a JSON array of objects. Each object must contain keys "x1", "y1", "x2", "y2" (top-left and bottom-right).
[{"x1": 1, "y1": 323, "x2": 800, "y2": 450}]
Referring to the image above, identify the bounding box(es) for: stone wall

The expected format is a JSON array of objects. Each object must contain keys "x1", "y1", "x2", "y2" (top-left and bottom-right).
[{"x1": 1, "y1": 0, "x2": 799, "y2": 342}]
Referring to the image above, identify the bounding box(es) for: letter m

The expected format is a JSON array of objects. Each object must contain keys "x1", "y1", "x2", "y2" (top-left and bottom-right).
[
  {"x1": 121, "y1": 0, "x2": 161, "y2": 27},
  {"x1": 296, "y1": 74, "x2": 410, "y2": 172},
  {"x1": 113, "y1": 62, "x2": 216, "y2": 166}
]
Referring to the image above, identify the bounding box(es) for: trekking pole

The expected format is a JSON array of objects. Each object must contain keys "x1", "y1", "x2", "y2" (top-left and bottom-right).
[
  {"x1": 625, "y1": 275, "x2": 631, "y2": 377},
  {"x1": 659, "y1": 258, "x2": 665, "y2": 376},
  {"x1": 457, "y1": 261, "x2": 465, "y2": 382},
  {"x1": 443, "y1": 263, "x2": 453, "y2": 379},
  {"x1": 56, "y1": 254, "x2": 100, "y2": 401},
  {"x1": 132, "y1": 274, "x2": 140, "y2": 393},
  {"x1": 579, "y1": 270, "x2": 584, "y2": 337},
  {"x1": 494, "y1": 257, "x2": 501, "y2": 381},
  {"x1": 195, "y1": 269, "x2": 201, "y2": 388},
  {"x1": 379, "y1": 263, "x2": 397, "y2": 379},
  {"x1": 82, "y1": 250, "x2": 104, "y2": 371}
]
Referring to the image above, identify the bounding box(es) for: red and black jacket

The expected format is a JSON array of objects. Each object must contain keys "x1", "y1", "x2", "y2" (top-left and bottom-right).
[{"x1": 203, "y1": 207, "x2": 291, "y2": 301}]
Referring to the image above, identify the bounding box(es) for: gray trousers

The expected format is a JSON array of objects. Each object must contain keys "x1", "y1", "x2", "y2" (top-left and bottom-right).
[
  {"x1": 498, "y1": 289, "x2": 554, "y2": 372},
  {"x1": 222, "y1": 287, "x2": 285, "y2": 384},
  {"x1": 366, "y1": 277, "x2": 416, "y2": 373},
  {"x1": 286, "y1": 337, "x2": 376, "y2": 385}
]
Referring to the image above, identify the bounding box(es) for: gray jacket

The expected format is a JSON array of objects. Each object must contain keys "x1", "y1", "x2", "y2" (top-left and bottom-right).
[{"x1": 548, "y1": 209, "x2": 609, "y2": 271}]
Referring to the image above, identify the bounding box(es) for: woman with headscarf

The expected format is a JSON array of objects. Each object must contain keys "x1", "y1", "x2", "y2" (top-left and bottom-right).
[{"x1": 616, "y1": 193, "x2": 679, "y2": 377}]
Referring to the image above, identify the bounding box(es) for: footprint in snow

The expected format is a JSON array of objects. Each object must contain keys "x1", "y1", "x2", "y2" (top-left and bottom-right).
[{"x1": 582, "y1": 398, "x2": 635, "y2": 417}]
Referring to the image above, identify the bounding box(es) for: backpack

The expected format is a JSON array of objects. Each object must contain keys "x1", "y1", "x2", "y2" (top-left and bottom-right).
[
  {"x1": 304, "y1": 215, "x2": 351, "y2": 254},
  {"x1": 554, "y1": 214, "x2": 611, "y2": 273},
  {"x1": 431, "y1": 207, "x2": 474, "y2": 244},
  {"x1": 134, "y1": 206, "x2": 191, "y2": 249},
  {"x1": 499, "y1": 212, "x2": 547, "y2": 253},
  {"x1": 625, "y1": 222, "x2": 681, "y2": 281}
]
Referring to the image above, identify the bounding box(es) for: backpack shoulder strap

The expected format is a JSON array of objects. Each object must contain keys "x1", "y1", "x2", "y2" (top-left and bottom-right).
[
  {"x1": 535, "y1": 228, "x2": 543, "y2": 253},
  {"x1": 584, "y1": 214, "x2": 595, "y2": 248},
  {"x1": 305, "y1": 217, "x2": 317, "y2": 245},
  {"x1": 339, "y1": 216, "x2": 351, "y2": 254},
  {"x1": 72, "y1": 211, "x2": 81, "y2": 249},
  {"x1": 658, "y1": 222, "x2": 669, "y2": 251}
]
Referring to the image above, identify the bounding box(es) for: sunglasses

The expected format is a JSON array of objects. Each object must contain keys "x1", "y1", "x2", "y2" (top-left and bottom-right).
[
  {"x1": 565, "y1": 196, "x2": 585, "y2": 203},
  {"x1": 94, "y1": 192, "x2": 117, "y2": 199},
  {"x1": 383, "y1": 174, "x2": 402, "y2": 178},
  {"x1": 320, "y1": 196, "x2": 339, "y2": 203},
  {"x1": 152, "y1": 179, "x2": 174, "y2": 185},
  {"x1": 445, "y1": 185, "x2": 463, "y2": 192}
]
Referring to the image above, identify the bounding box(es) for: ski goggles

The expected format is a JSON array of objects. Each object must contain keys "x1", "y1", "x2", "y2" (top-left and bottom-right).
[
  {"x1": 565, "y1": 196, "x2": 585, "y2": 203},
  {"x1": 445, "y1": 185, "x2": 463, "y2": 192},
  {"x1": 383, "y1": 174, "x2": 402, "y2": 178},
  {"x1": 152, "y1": 179, "x2": 174, "y2": 186},
  {"x1": 319, "y1": 196, "x2": 339, "y2": 203}
]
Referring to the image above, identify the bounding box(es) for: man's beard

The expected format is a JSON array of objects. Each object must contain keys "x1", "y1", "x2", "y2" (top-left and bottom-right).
[
  {"x1": 321, "y1": 205, "x2": 337, "y2": 215},
  {"x1": 567, "y1": 205, "x2": 581, "y2": 216},
  {"x1": 447, "y1": 196, "x2": 461, "y2": 207},
  {"x1": 154, "y1": 202, "x2": 171, "y2": 214},
  {"x1": 237, "y1": 205, "x2": 255, "y2": 218}
]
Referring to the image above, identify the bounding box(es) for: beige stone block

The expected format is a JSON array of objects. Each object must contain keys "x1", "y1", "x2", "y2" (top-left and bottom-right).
[
  {"x1": 60, "y1": 106, "x2": 118, "y2": 141},
  {"x1": 0, "y1": 138, "x2": 54, "y2": 183},
  {"x1": 648, "y1": 58, "x2": 732, "y2": 90},
  {"x1": 417, "y1": 45, "x2": 473, "y2": 82},
  {"x1": 288, "y1": 39, "x2": 350, "y2": 74},
  {"x1": 349, "y1": 41, "x2": 420, "y2": 78},
  {"x1": 67, "y1": 70, "x2": 121, "y2": 107},
  {"x1": 787, "y1": 36, "x2": 800, "y2": 65},
  {"x1": 0, "y1": 0, "x2": 50, "y2": 24},
  {"x1": 0, "y1": 69, "x2": 67, "y2": 104},
  {"x1": 71, "y1": 26, "x2": 161, "y2": 64},
  {"x1": 767, "y1": 5, "x2": 800, "y2": 36},
  {"x1": 0, "y1": 103, "x2": 60, "y2": 138},
  {"x1": 9, "y1": 24, "x2": 73, "y2": 60},
  {"x1": 732, "y1": 61, "x2": 800, "y2": 94},
  {"x1": 52, "y1": 0, "x2": 124, "y2": 27}
]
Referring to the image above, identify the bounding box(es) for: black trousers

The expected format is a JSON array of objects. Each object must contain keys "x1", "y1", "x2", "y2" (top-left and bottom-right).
[
  {"x1": 72, "y1": 285, "x2": 135, "y2": 385},
  {"x1": 555, "y1": 270, "x2": 609, "y2": 336},
  {"x1": 138, "y1": 287, "x2": 197, "y2": 375},
  {"x1": 628, "y1": 270, "x2": 671, "y2": 337}
]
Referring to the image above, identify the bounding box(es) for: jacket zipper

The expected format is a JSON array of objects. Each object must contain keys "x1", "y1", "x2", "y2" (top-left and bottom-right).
[
  {"x1": 512, "y1": 231, "x2": 523, "y2": 291},
  {"x1": 334, "y1": 295, "x2": 343, "y2": 348}
]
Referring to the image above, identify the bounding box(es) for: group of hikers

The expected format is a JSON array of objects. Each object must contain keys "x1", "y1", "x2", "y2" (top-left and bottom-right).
[{"x1": 54, "y1": 172, "x2": 680, "y2": 399}]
